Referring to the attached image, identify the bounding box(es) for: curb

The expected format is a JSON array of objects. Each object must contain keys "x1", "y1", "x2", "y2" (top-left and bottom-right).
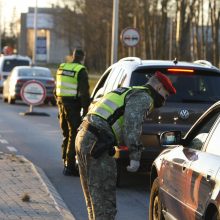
[{"x1": 19, "y1": 156, "x2": 76, "y2": 220}]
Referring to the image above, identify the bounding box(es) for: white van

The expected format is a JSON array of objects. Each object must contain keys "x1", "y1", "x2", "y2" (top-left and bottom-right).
[{"x1": 0, "y1": 54, "x2": 32, "y2": 92}]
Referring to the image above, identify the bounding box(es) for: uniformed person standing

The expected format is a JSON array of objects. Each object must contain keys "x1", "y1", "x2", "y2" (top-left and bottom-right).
[
  {"x1": 56, "y1": 48, "x2": 90, "y2": 176},
  {"x1": 75, "y1": 71, "x2": 176, "y2": 219}
]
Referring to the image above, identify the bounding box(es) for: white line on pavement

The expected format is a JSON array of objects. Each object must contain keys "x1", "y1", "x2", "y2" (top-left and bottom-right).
[
  {"x1": 6, "y1": 146, "x2": 17, "y2": 152},
  {"x1": 0, "y1": 139, "x2": 9, "y2": 144}
]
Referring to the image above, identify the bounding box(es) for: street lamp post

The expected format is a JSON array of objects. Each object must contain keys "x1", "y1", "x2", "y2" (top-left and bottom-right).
[
  {"x1": 111, "y1": 0, "x2": 119, "y2": 64},
  {"x1": 33, "y1": 0, "x2": 38, "y2": 65},
  {"x1": 0, "y1": 0, "x2": 2, "y2": 53}
]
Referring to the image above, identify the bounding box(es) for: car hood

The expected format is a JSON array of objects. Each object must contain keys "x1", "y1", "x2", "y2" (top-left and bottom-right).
[{"x1": 142, "y1": 102, "x2": 213, "y2": 135}]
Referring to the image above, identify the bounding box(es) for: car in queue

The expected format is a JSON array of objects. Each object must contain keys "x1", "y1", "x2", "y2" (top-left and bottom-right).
[
  {"x1": 2, "y1": 65, "x2": 56, "y2": 105},
  {"x1": 90, "y1": 57, "x2": 220, "y2": 185},
  {"x1": 0, "y1": 54, "x2": 32, "y2": 93},
  {"x1": 149, "y1": 101, "x2": 220, "y2": 220}
]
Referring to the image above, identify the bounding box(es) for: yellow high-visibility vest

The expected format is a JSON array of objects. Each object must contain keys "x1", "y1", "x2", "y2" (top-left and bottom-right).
[
  {"x1": 56, "y1": 63, "x2": 85, "y2": 97},
  {"x1": 89, "y1": 86, "x2": 153, "y2": 143}
]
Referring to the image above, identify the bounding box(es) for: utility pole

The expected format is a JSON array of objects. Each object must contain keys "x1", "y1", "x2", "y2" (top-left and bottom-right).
[
  {"x1": 33, "y1": 0, "x2": 38, "y2": 65},
  {"x1": 111, "y1": 0, "x2": 119, "y2": 64},
  {"x1": 0, "y1": 0, "x2": 2, "y2": 54}
]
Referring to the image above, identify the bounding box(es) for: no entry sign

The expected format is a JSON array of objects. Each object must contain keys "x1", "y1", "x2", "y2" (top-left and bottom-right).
[
  {"x1": 121, "y1": 28, "x2": 140, "y2": 47},
  {"x1": 20, "y1": 80, "x2": 46, "y2": 106}
]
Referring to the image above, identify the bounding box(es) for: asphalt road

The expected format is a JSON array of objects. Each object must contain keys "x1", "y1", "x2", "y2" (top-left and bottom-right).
[{"x1": 0, "y1": 99, "x2": 150, "y2": 220}]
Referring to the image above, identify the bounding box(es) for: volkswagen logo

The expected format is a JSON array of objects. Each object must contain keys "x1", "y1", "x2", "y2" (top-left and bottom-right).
[{"x1": 179, "y1": 109, "x2": 189, "y2": 119}]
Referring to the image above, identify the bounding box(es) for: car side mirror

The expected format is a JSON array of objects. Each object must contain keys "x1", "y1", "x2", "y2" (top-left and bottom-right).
[{"x1": 160, "y1": 131, "x2": 182, "y2": 146}]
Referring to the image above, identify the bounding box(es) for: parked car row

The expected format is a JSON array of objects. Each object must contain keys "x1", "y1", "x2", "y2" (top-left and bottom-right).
[{"x1": 2, "y1": 65, "x2": 56, "y2": 105}]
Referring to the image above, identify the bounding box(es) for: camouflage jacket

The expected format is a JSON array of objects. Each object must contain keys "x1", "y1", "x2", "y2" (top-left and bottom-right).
[{"x1": 86, "y1": 89, "x2": 154, "y2": 162}]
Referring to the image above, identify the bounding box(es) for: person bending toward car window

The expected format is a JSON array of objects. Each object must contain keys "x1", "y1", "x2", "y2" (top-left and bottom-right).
[
  {"x1": 55, "y1": 48, "x2": 90, "y2": 176},
  {"x1": 75, "y1": 71, "x2": 176, "y2": 220}
]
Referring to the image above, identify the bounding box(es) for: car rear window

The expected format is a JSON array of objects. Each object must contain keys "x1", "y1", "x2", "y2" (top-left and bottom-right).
[
  {"x1": 18, "y1": 69, "x2": 51, "y2": 77},
  {"x1": 130, "y1": 69, "x2": 220, "y2": 103},
  {"x1": 3, "y1": 59, "x2": 30, "y2": 72}
]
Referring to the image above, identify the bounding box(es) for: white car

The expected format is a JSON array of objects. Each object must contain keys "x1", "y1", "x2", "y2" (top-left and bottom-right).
[
  {"x1": 2, "y1": 66, "x2": 56, "y2": 105},
  {"x1": 90, "y1": 57, "x2": 220, "y2": 185},
  {"x1": 0, "y1": 54, "x2": 32, "y2": 93}
]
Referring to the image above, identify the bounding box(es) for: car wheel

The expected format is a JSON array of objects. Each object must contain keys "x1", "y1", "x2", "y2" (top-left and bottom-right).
[
  {"x1": 50, "y1": 99, "x2": 57, "y2": 106},
  {"x1": 210, "y1": 211, "x2": 220, "y2": 220},
  {"x1": 149, "y1": 177, "x2": 164, "y2": 220},
  {"x1": 44, "y1": 99, "x2": 49, "y2": 105},
  {"x1": 8, "y1": 95, "x2": 15, "y2": 104},
  {"x1": 3, "y1": 96, "x2": 7, "y2": 102}
]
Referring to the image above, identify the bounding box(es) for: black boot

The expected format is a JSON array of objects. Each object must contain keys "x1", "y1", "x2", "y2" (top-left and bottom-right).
[{"x1": 63, "y1": 159, "x2": 79, "y2": 176}]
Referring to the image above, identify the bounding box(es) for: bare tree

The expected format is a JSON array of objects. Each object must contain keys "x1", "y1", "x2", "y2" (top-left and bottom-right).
[{"x1": 51, "y1": 0, "x2": 219, "y2": 71}]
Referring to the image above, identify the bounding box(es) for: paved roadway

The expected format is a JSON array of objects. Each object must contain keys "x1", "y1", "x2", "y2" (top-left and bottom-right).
[{"x1": 0, "y1": 99, "x2": 150, "y2": 220}]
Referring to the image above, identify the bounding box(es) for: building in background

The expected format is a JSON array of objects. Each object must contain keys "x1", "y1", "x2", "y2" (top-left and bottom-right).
[{"x1": 19, "y1": 7, "x2": 76, "y2": 64}]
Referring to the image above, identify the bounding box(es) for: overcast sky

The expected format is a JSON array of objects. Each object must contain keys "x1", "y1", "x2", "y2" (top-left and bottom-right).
[{"x1": 0, "y1": 0, "x2": 56, "y2": 27}]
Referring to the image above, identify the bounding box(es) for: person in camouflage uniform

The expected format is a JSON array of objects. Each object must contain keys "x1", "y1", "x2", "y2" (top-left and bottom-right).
[{"x1": 75, "y1": 71, "x2": 176, "y2": 220}]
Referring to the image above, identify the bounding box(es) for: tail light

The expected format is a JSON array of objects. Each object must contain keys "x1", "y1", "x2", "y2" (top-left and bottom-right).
[
  {"x1": 118, "y1": 146, "x2": 129, "y2": 151},
  {"x1": 167, "y1": 68, "x2": 194, "y2": 73},
  {"x1": 46, "y1": 80, "x2": 55, "y2": 86},
  {"x1": 16, "y1": 79, "x2": 26, "y2": 85}
]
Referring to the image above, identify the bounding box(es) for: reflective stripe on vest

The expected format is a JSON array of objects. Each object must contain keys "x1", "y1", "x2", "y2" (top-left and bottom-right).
[
  {"x1": 89, "y1": 86, "x2": 153, "y2": 143},
  {"x1": 56, "y1": 63, "x2": 85, "y2": 97}
]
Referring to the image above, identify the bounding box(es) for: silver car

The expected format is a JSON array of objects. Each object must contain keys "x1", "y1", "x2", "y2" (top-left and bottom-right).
[{"x1": 3, "y1": 66, "x2": 56, "y2": 105}]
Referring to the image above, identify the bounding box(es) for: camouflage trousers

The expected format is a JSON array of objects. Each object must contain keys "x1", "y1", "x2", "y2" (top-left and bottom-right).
[{"x1": 75, "y1": 126, "x2": 117, "y2": 220}]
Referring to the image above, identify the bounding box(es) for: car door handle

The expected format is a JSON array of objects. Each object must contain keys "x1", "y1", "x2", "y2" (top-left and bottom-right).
[
  {"x1": 206, "y1": 174, "x2": 211, "y2": 182},
  {"x1": 182, "y1": 161, "x2": 188, "y2": 172},
  {"x1": 182, "y1": 166, "x2": 187, "y2": 172}
]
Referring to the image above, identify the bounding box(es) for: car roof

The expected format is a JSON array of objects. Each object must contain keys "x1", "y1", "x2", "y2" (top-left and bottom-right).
[
  {"x1": 0, "y1": 54, "x2": 31, "y2": 61},
  {"x1": 13, "y1": 66, "x2": 50, "y2": 71},
  {"x1": 117, "y1": 57, "x2": 220, "y2": 73}
]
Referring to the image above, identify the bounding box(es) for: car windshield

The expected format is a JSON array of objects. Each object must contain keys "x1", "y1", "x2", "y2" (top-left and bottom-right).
[
  {"x1": 18, "y1": 69, "x2": 51, "y2": 77},
  {"x1": 3, "y1": 59, "x2": 30, "y2": 72},
  {"x1": 130, "y1": 69, "x2": 220, "y2": 103}
]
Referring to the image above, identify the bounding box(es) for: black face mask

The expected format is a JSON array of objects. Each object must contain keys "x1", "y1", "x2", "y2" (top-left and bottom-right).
[
  {"x1": 154, "y1": 93, "x2": 165, "y2": 108},
  {"x1": 147, "y1": 85, "x2": 165, "y2": 108}
]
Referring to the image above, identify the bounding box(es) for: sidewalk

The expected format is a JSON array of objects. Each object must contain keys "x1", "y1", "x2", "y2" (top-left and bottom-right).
[{"x1": 0, "y1": 152, "x2": 75, "y2": 220}]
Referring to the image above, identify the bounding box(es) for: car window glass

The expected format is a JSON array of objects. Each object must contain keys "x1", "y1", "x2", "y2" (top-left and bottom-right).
[
  {"x1": 103, "y1": 67, "x2": 123, "y2": 94},
  {"x1": 91, "y1": 69, "x2": 111, "y2": 99},
  {"x1": 3, "y1": 60, "x2": 30, "y2": 72},
  {"x1": 130, "y1": 69, "x2": 220, "y2": 103},
  {"x1": 18, "y1": 69, "x2": 51, "y2": 77},
  {"x1": 205, "y1": 119, "x2": 220, "y2": 156},
  {"x1": 111, "y1": 69, "x2": 126, "y2": 89},
  {"x1": 187, "y1": 111, "x2": 220, "y2": 150}
]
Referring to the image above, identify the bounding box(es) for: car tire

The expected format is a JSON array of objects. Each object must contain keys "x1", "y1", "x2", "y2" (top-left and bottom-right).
[
  {"x1": 50, "y1": 99, "x2": 57, "y2": 106},
  {"x1": 44, "y1": 99, "x2": 49, "y2": 105},
  {"x1": 3, "y1": 96, "x2": 7, "y2": 102},
  {"x1": 210, "y1": 211, "x2": 220, "y2": 220},
  {"x1": 149, "y1": 177, "x2": 164, "y2": 220},
  {"x1": 8, "y1": 96, "x2": 15, "y2": 104}
]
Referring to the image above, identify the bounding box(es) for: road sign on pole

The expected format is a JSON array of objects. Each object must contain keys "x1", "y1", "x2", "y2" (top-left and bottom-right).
[
  {"x1": 121, "y1": 28, "x2": 140, "y2": 47},
  {"x1": 20, "y1": 80, "x2": 49, "y2": 116}
]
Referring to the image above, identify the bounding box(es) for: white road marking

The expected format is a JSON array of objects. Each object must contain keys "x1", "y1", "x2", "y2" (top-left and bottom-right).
[
  {"x1": 0, "y1": 139, "x2": 9, "y2": 144},
  {"x1": 0, "y1": 130, "x2": 14, "y2": 133},
  {"x1": 36, "y1": 123, "x2": 51, "y2": 127},
  {"x1": 7, "y1": 146, "x2": 17, "y2": 152}
]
